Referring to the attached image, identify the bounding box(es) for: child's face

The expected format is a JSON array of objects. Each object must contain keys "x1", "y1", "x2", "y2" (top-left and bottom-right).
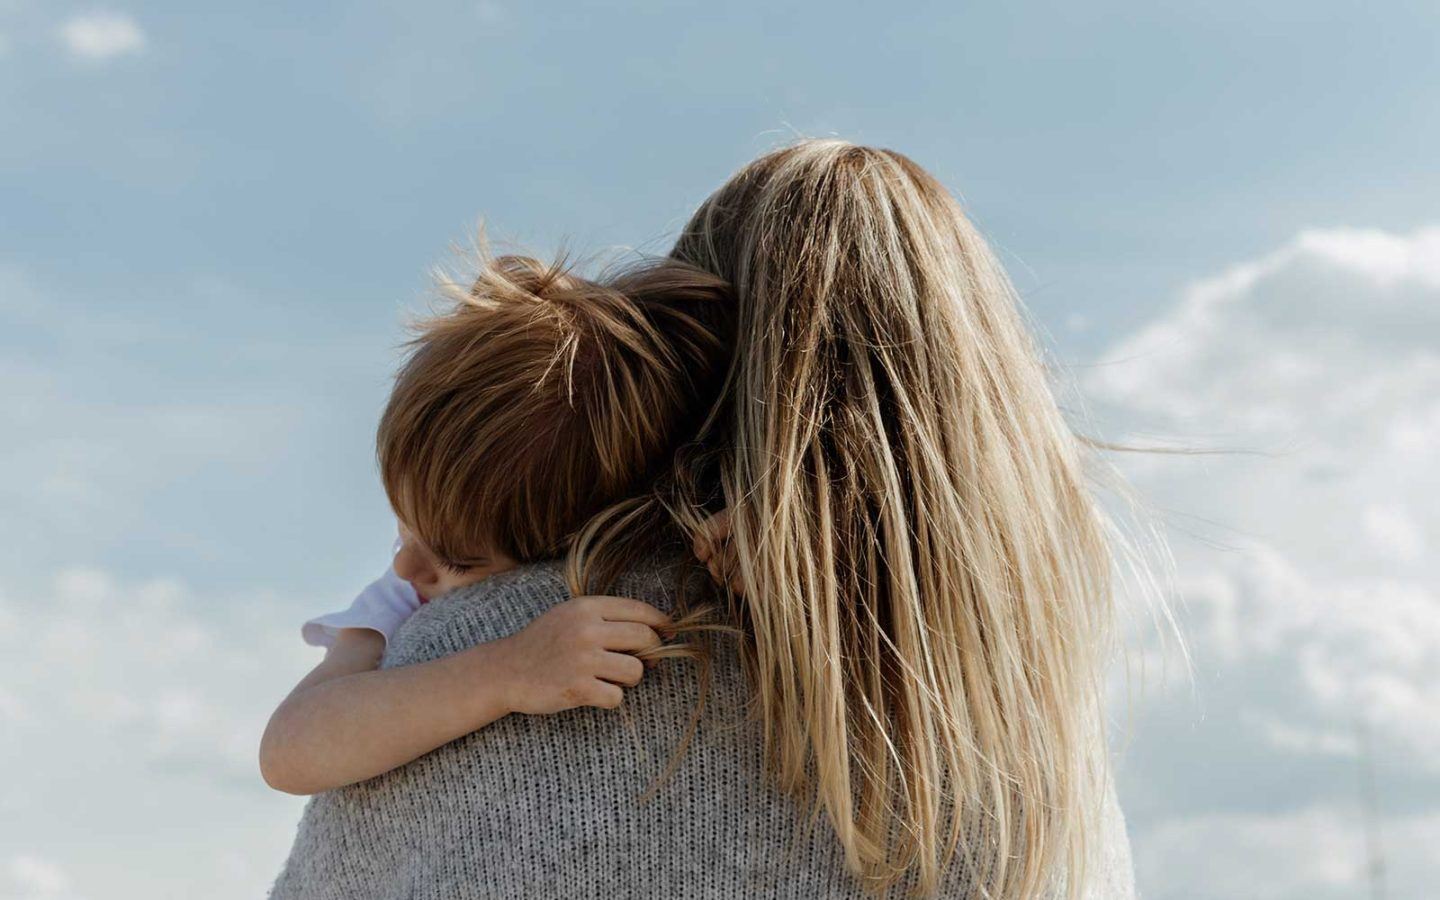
[{"x1": 392, "y1": 518, "x2": 517, "y2": 602}]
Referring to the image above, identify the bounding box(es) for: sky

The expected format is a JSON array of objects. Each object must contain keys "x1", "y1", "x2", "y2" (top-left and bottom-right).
[{"x1": 2, "y1": 1, "x2": 1438, "y2": 898}]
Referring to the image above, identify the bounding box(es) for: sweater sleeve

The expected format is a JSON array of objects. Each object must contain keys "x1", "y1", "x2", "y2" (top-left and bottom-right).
[{"x1": 1083, "y1": 776, "x2": 1138, "y2": 899}]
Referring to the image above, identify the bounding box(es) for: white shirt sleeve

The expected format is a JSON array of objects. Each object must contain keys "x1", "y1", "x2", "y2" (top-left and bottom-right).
[{"x1": 301, "y1": 537, "x2": 422, "y2": 649}]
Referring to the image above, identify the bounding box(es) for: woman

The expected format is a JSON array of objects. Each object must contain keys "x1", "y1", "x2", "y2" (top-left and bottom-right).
[
  {"x1": 605, "y1": 138, "x2": 1144, "y2": 896},
  {"x1": 270, "y1": 139, "x2": 1146, "y2": 899}
]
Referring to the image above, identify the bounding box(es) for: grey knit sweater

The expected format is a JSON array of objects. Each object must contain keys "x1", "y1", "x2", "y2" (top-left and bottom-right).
[{"x1": 269, "y1": 555, "x2": 1136, "y2": 899}]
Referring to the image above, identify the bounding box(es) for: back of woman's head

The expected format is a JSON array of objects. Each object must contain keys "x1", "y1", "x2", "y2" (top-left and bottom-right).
[
  {"x1": 376, "y1": 247, "x2": 732, "y2": 566},
  {"x1": 664, "y1": 140, "x2": 1119, "y2": 897}
]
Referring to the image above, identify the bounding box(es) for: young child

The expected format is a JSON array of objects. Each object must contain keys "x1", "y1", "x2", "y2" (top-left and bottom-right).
[{"x1": 259, "y1": 250, "x2": 733, "y2": 796}]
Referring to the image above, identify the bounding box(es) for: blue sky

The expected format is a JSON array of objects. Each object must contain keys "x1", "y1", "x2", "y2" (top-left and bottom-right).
[{"x1": 3, "y1": 2, "x2": 1439, "y2": 898}]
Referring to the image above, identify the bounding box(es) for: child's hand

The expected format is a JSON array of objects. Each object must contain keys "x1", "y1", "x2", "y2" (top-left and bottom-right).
[
  {"x1": 692, "y1": 508, "x2": 745, "y2": 596},
  {"x1": 492, "y1": 596, "x2": 672, "y2": 715}
]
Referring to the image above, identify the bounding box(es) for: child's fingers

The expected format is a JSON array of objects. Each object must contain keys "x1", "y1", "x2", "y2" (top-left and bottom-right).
[
  {"x1": 705, "y1": 508, "x2": 733, "y2": 540},
  {"x1": 598, "y1": 621, "x2": 664, "y2": 653},
  {"x1": 597, "y1": 651, "x2": 645, "y2": 687},
  {"x1": 711, "y1": 543, "x2": 747, "y2": 597},
  {"x1": 586, "y1": 680, "x2": 624, "y2": 710},
  {"x1": 691, "y1": 508, "x2": 733, "y2": 562},
  {"x1": 582, "y1": 595, "x2": 672, "y2": 629}
]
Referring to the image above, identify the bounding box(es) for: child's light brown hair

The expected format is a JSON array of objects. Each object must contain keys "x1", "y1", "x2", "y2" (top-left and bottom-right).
[{"x1": 375, "y1": 239, "x2": 733, "y2": 571}]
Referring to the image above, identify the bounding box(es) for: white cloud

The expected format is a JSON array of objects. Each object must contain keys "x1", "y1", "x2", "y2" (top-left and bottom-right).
[
  {"x1": 1133, "y1": 806, "x2": 1440, "y2": 900},
  {"x1": 1087, "y1": 227, "x2": 1440, "y2": 430},
  {"x1": 1088, "y1": 225, "x2": 1440, "y2": 897},
  {"x1": 1168, "y1": 543, "x2": 1440, "y2": 765},
  {"x1": 0, "y1": 567, "x2": 312, "y2": 897},
  {"x1": 3, "y1": 854, "x2": 75, "y2": 899},
  {"x1": 1362, "y1": 503, "x2": 1426, "y2": 563},
  {"x1": 2, "y1": 566, "x2": 311, "y2": 781},
  {"x1": 57, "y1": 12, "x2": 145, "y2": 62},
  {"x1": 1243, "y1": 711, "x2": 1359, "y2": 758}
]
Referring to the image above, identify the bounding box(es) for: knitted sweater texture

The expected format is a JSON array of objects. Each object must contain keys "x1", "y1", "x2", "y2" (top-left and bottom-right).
[{"x1": 269, "y1": 555, "x2": 1137, "y2": 899}]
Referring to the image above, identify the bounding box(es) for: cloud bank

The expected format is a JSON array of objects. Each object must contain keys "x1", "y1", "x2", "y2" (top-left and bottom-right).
[
  {"x1": 57, "y1": 12, "x2": 145, "y2": 62},
  {"x1": 1087, "y1": 226, "x2": 1440, "y2": 899}
]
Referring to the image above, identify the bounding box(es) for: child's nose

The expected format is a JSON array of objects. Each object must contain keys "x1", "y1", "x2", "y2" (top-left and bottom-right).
[{"x1": 391, "y1": 543, "x2": 429, "y2": 584}]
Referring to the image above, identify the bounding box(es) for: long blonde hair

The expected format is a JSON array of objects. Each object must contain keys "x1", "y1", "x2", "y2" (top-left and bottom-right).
[{"x1": 573, "y1": 139, "x2": 1146, "y2": 897}]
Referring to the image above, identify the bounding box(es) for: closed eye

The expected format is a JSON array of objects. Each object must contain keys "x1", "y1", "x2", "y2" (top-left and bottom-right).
[{"x1": 440, "y1": 559, "x2": 473, "y2": 576}]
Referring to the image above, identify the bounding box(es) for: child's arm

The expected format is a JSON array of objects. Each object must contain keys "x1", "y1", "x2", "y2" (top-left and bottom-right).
[{"x1": 259, "y1": 595, "x2": 671, "y2": 795}]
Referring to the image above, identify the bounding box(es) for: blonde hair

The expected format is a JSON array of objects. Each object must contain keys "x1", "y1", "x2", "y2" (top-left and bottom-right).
[
  {"x1": 376, "y1": 246, "x2": 733, "y2": 568},
  {"x1": 571, "y1": 139, "x2": 1156, "y2": 897}
]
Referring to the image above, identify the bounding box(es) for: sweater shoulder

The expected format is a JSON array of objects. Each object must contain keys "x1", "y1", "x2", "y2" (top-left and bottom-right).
[{"x1": 380, "y1": 554, "x2": 692, "y2": 669}]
